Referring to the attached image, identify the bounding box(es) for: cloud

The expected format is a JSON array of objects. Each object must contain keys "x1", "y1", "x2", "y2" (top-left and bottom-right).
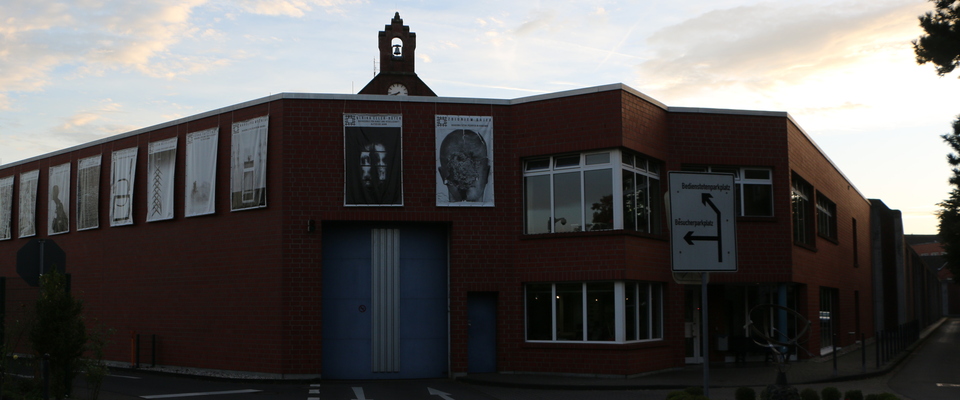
[
  {"x1": 234, "y1": 0, "x2": 361, "y2": 17},
  {"x1": 637, "y1": 1, "x2": 928, "y2": 100}
]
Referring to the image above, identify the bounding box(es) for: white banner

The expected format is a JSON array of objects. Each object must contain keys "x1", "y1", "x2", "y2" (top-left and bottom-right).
[
  {"x1": 48, "y1": 163, "x2": 71, "y2": 235},
  {"x1": 147, "y1": 138, "x2": 178, "y2": 222},
  {"x1": 77, "y1": 155, "x2": 101, "y2": 230},
  {"x1": 185, "y1": 127, "x2": 218, "y2": 217},
  {"x1": 110, "y1": 147, "x2": 138, "y2": 226},
  {"x1": 435, "y1": 115, "x2": 494, "y2": 206},
  {"x1": 0, "y1": 175, "x2": 12, "y2": 240},
  {"x1": 231, "y1": 116, "x2": 269, "y2": 211},
  {"x1": 19, "y1": 170, "x2": 39, "y2": 237}
]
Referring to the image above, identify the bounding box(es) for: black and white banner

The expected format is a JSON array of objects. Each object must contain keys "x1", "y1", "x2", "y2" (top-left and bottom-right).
[
  {"x1": 147, "y1": 138, "x2": 177, "y2": 222},
  {"x1": 230, "y1": 116, "x2": 268, "y2": 211},
  {"x1": 435, "y1": 115, "x2": 494, "y2": 206},
  {"x1": 344, "y1": 114, "x2": 403, "y2": 206},
  {"x1": 185, "y1": 127, "x2": 218, "y2": 217},
  {"x1": 48, "y1": 163, "x2": 70, "y2": 235},
  {"x1": 18, "y1": 170, "x2": 38, "y2": 237},
  {"x1": 110, "y1": 147, "x2": 138, "y2": 227},
  {"x1": 76, "y1": 155, "x2": 101, "y2": 231},
  {"x1": 0, "y1": 175, "x2": 12, "y2": 240}
]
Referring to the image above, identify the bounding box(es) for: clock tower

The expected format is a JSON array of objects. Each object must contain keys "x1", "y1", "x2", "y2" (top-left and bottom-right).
[{"x1": 358, "y1": 13, "x2": 437, "y2": 96}]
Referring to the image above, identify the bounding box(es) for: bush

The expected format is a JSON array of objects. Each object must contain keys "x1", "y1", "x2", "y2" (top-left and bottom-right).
[
  {"x1": 844, "y1": 390, "x2": 864, "y2": 400},
  {"x1": 30, "y1": 270, "x2": 88, "y2": 400},
  {"x1": 736, "y1": 386, "x2": 757, "y2": 400},
  {"x1": 800, "y1": 388, "x2": 820, "y2": 400},
  {"x1": 821, "y1": 387, "x2": 842, "y2": 400}
]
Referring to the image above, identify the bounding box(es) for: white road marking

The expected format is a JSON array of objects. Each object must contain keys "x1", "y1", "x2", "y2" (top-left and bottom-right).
[
  {"x1": 140, "y1": 389, "x2": 262, "y2": 399},
  {"x1": 428, "y1": 387, "x2": 455, "y2": 400},
  {"x1": 937, "y1": 383, "x2": 960, "y2": 387},
  {"x1": 352, "y1": 386, "x2": 371, "y2": 400}
]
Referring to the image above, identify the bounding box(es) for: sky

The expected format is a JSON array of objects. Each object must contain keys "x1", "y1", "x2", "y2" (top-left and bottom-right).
[{"x1": 1, "y1": 0, "x2": 958, "y2": 234}]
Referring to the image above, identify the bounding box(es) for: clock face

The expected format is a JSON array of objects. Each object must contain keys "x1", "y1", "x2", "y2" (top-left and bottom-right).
[{"x1": 387, "y1": 83, "x2": 408, "y2": 96}]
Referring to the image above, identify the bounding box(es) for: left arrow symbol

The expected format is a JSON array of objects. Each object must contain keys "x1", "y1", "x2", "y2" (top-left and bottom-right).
[{"x1": 428, "y1": 387, "x2": 455, "y2": 400}]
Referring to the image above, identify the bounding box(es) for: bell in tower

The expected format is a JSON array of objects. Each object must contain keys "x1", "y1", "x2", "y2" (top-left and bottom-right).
[{"x1": 358, "y1": 13, "x2": 436, "y2": 96}]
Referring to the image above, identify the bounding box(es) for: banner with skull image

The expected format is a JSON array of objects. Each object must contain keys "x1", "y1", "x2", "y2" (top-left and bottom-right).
[
  {"x1": 344, "y1": 114, "x2": 403, "y2": 206},
  {"x1": 435, "y1": 115, "x2": 493, "y2": 207}
]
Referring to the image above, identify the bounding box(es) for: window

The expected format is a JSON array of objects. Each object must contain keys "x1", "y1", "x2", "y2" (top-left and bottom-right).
[
  {"x1": 791, "y1": 174, "x2": 815, "y2": 246},
  {"x1": 819, "y1": 287, "x2": 839, "y2": 352},
  {"x1": 816, "y1": 192, "x2": 837, "y2": 241},
  {"x1": 524, "y1": 281, "x2": 663, "y2": 343},
  {"x1": 523, "y1": 150, "x2": 661, "y2": 234},
  {"x1": 682, "y1": 166, "x2": 773, "y2": 217},
  {"x1": 622, "y1": 154, "x2": 662, "y2": 233}
]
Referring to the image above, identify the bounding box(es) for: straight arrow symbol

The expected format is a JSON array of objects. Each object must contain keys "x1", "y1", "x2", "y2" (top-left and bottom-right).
[
  {"x1": 428, "y1": 387, "x2": 455, "y2": 400},
  {"x1": 352, "y1": 387, "x2": 371, "y2": 400}
]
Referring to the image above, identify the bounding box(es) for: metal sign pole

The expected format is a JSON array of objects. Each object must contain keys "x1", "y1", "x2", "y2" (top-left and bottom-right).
[{"x1": 701, "y1": 272, "x2": 710, "y2": 399}]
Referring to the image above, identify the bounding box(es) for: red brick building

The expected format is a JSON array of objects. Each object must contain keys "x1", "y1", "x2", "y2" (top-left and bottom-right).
[{"x1": 0, "y1": 14, "x2": 881, "y2": 379}]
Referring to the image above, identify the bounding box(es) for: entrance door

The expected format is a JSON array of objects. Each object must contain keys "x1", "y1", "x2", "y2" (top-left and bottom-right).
[
  {"x1": 467, "y1": 292, "x2": 497, "y2": 373},
  {"x1": 321, "y1": 223, "x2": 448, "y2": 379},
  {"x1": 685, "y1": 287, "x2": 702, "y2": 364}
]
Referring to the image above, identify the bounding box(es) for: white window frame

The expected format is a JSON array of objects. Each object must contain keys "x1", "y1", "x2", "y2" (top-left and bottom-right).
[
  {"x1": 524, "y1": 281, "x2": 663, "y2": 343},
  {"x1": 523, "y1": 150, "x2": 662, "y2": 234},
  {"x1": 683, "y1": 166, "x2": 774, "y2": 217}
]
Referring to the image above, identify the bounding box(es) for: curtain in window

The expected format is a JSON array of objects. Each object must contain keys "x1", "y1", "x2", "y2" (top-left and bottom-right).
[
  {"x1": 185, "y1": 127, "x2": 218, "y2": 217},
  {"x1": 230, "y1": 116, "x2": 269, "y2": 211},
  {"x1": 0, "y1": 175, "x2": 13, "y2": 240},
  {"x1": 110, "y1": 147, "x2": 138, "y2": 227},
  {"x1": 47, "y1": 163, "x2": 70, "y2": 235},
  {"x1": 76, "y1": 155, "x2": 101, "y2": 230},
  {"x1": 18, "y1": 170, "x2": 38, "y2": 237}
]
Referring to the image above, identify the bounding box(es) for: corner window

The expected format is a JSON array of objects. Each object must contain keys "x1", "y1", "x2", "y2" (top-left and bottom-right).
[
  {"x1": 523, "y1": 150, "x2": 661, "y2": 234},
  {"x1": 682, "y1": 166, "x2": 773, "y2": 217},
  {"x1": 525, "y1": 281, "x2": 663, "y2": 343},
  {"x1": 816, "y1": 193, "x2": 837, "y2": 241},
  {"x1": 792, "y1": 174, "x2": 815, "y2": 246}
]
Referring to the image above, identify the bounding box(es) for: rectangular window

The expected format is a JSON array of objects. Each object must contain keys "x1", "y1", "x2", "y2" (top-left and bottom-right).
[
  {"x1": 525, "y1": 281, "x2": 663, "y2": 343},
  {"x1": 682, "y1": 166, "x2": 773, "y2": 217},
  {"x1": 816, "y1": 192, "x2": 837, "y2": 241},
  {"x1": 792, "y1": 174, "x2": 815, "y2": 246},
  {"x1": 523, "y1": 150, "x2": 660, "y2": 234}
]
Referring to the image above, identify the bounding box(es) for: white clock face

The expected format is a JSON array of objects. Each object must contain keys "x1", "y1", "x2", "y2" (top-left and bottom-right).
[{"x1": 387, "y1": 83, "x2": 408, "y2": 96}]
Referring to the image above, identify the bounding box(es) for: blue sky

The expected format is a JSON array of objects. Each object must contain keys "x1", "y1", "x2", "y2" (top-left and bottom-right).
[{"x1": 1, "y1": 0, "x2": 957, "y2": 234}]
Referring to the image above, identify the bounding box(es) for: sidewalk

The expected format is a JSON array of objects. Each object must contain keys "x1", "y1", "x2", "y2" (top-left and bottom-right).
[{"x1": 459, "y1": 318, "x2": 947, "y2": 391}]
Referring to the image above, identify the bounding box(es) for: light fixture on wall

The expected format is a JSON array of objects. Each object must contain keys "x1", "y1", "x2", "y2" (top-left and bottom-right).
[{"x1": 307, "y1": 219, "x2": 316, "y2": 233}]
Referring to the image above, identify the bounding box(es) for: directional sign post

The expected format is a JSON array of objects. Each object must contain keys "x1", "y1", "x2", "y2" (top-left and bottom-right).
[
  {"x1": 669, "y1": 172, "x2": 738, "y2": 272},
  {"x1": 668, "y1": 172, "x2": 738, "y2": 399}
]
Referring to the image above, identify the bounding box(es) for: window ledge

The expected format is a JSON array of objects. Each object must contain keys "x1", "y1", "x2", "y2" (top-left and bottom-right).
[
  {"x1": 522, "y1": 340, "x2": 666, "y2": 350},
  {"x1": 794, "y1": 241, "x2": 818, "y2": 252},
  {"x1": 737, "y1": 216, "x2": 778, "y2": 223},
  {"x1": 818, "y1": 234, "x2": 839, "y2": 245},
  {"x1": 520, "y1": 230, "x2": 668, "y2": 241}
]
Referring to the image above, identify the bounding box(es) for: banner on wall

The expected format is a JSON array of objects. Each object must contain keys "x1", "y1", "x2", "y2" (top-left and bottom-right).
[
  {"x1": 48, "y1": 163, "x2": 71, "y2": 235},
  {"x1": 110, "y1": 147, "x2": 138, "y2": 227},
  {"x1": 185, "y1": 127, "x2": 218, "y2": 217},
  {"x1": 19, "y1": 170, "x2": 38, "y2": 238},
  {"x1": 344, "y1": 114, "x2": 403, "y2": 206},
  {"x1": 230, "y1": 116, "x2": 268, "y2": 211},
  {"x1": 77, "y1": 155, "x2": 101, "y2": 231},
  {"x1": 147, "y1": 138, "x2": 178, "y2": 222},
  {"x1": 0, "y1": 176, "x2": 12, "y2": 240},
  {"x1": 435, "y1": 115, "x2": 494, "y2": 206}
]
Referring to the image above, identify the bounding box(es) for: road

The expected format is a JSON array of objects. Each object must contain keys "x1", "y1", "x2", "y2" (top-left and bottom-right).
[
  {"x1": 888, "y1": 318, "x2": 960, "y2": 400},
  {"x1": 81, "y1": 319, "x2": 958, "y2": 400}
]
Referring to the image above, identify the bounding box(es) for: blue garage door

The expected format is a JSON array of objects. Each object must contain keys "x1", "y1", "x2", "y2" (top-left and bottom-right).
[{"x1": 321, "y1": 223, "x2": 448, "y2": 379}]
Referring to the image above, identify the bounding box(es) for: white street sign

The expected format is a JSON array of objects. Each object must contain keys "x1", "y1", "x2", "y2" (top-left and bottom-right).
[{"x1": 669, "y1": 172, "x2": 738, "y2": 272}]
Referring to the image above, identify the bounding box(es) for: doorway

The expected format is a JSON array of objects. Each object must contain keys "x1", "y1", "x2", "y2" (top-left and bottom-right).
[
  {"x1": 685, "y1": 287, "x2": 702, "y2": 364},
  {"x1": 467, "y1": 292, "x2": 497, "y2": 373}
]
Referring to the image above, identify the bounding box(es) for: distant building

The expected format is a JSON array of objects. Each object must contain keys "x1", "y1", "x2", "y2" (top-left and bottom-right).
[{"x1": 0, "y1": 14, "x2": 941, "y2": 379}]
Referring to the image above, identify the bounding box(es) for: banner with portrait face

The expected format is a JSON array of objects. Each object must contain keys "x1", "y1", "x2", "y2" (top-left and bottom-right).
[
  {"x1": 0, "y1": 175, "x2": 12, "y2": 240},
  {"x1": 231, "y1": 116, "x2": 268, "y2": 211},
  {"x1": 19, "y1": 170, "x2": 39, "y2": 238},
  {"x1": 435, "y1": 115, "x2": 494, "y2": 206},
  {"x1": 77, "y1": 155, "x2": 101, "y2": 231},
  {"x1": 147, "y1": 138, "x2": 177, "y2": 222},
  {"x1": 344, "y1": 114, "x2": 403, "y2": 206},
  {"x1": 110, "y1": 147, "x2": 138, "y2": 227},
  {"x1": 185, "y1": 127, "x2": 218, "y2": 217},
  {"x1": 48, "y1": 163, "x2": 71, "y2": 235}
]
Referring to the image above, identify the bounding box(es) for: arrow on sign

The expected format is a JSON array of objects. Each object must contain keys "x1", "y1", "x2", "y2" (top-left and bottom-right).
[
  {"x1": 352, "y1": 387, "x2": 371, "y2": 400},
  {"x1": 683, "y1": 193, "x2": 724, "y2": 262},
  {"x1": 428, "y1": 387, "x2": 455, "y2": 400}
]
